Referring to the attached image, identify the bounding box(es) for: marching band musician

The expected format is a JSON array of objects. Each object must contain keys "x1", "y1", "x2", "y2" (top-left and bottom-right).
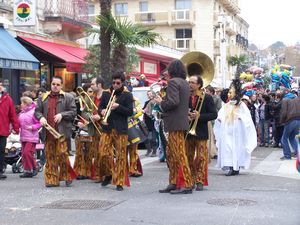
[
  {"x1": 73, "y1": 83, "x2": 95, "y2": 180},
  {"x1": 89, "y1": 76, "x2": 110, "y2": 182},
  {"x1": 127, "y1": 97, "x2": 144, "y2": 177},
  {"x1": 186, "y1": 76, "x2": 217, "y2": 191},
  {"x1": 154, "y1": 59, "x2": 193, "y2": 194},
  {"x1": 98, "y1": 71, "x2": 134, "y2": 191},
  {"x1": 35, "y1": 76, "x2": 77, "y2": 187}
]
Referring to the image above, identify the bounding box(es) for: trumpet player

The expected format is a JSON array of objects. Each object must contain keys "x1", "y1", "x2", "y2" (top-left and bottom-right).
[
  {"x1": 185, "y1": 76, "x2": 217, "y2": 191},
  {"x1": 35, "y1": 76, "x2": 77, "y2": 187},
  {"x1": 98, "y1": 71, "x2": 134, "y2": 191}
]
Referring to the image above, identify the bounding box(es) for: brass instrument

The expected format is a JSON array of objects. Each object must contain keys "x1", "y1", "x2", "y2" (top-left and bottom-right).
[
  {"x1": 76, "y1": 86, "x2": 102, "y2": 135},
  {"x1": 101, "y1": 90, "x2": 116, "y2": 125},
  {"x1": 181, "y1": 51, "x2": 214, "y2": 137},
  {"x1": 186, "y1": 90, "x2": 206, "y2": 138},
  {"x1": 181, "y1": 51, "x2": 214, "y2": 87},
  {"x1": 43, "y1": 122, "x2": 65, "y2": 142}
]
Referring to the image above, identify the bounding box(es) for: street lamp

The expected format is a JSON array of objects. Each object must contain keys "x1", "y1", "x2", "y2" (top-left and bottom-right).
[{"x1": 218, "y1": 13, "x2": 227, "y2": 88}]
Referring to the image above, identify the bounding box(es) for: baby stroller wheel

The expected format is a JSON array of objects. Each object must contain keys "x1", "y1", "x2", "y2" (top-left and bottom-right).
[
  {"x1": 12, "y1": 163, "x2": 18, "y2": 173},
  {"x1": 37, "y1": 161, "x2": 43, "y2": 172},
  {"x1": 17, "y1": 162, "x2": 24, "y2": 173}
]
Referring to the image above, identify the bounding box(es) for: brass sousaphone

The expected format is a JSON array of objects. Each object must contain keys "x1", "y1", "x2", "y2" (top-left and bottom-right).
[
  {"x1": 180, "y1": 51, "x2": 214, "y2": 86},
  {"x1": 181, "y1": 51, "x2": 215, "y2": 137}
]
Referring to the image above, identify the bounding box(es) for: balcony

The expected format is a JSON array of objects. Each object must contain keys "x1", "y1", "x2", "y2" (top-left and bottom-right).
[
  {"x1": 219, "y1": 0, "x2": 240, "y2": 14},
  {"x1": 134, "y1": 11, "x2": 168, "y2": 26},
  {"x1": 43, "y1": 0, "x2": 91, "y2": 39},
  {"x1": 171, "y1": 10, "x2": 195, "y2": 25},
  {"x1": 225, "y1": 22, "x2": 236, "y2": 36},
  {"x1": 0, "y1": 0, "x2": 13, "y2": 12}
]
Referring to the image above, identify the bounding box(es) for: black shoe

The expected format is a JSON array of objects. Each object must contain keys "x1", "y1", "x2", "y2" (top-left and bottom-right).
[
  {"x1": 170, "y1": 188, "x2": 193, "y2": 194},
  {"x1": 76, "y1": 175, "x2": 84, "y2": 180},
  {"x1": 226, "y1": 167, "x2": 239, "y2": 176},
  {"x1": 65, "y1": 180, "x2": 72, "y2": 187},
  {"x1": 130, "y1": 173, "x2": 142, "y2": 178},
  {"x1": 195, "y1": 183, "x2": 204, "y2": 191},
  {"x1": 20, "y1": 172, "x2": 33, "y2": 178},
  {"x1": 101, "y1": 175, "x2": 112, "y2": 186},
  {"x1": 45, "y1": 184, "x2": 59, "y2": 188},
  {"x1": 0, "y1": 173, "x2": 7, "y2": 180},
  {"x1": 159, "y1": 184, "x2": 176, "y2": 193},
  {"x1": 280, "y1": 156, "x2": 291, "y2": 160},
  {"x1": 116, "y1": 185, "x2": 123, "y2": 191}
]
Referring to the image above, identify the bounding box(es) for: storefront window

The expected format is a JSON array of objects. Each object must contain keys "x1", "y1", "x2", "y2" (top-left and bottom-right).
[
  {"x1": 19, "y1": 70, "x2": 40, "y2": 97},
  {"x1": 54, "y1": 67, "x2": 75, "y2": 92},
  {"x1": 41, "y1": 64, "x2": 50, "y2": 90}
]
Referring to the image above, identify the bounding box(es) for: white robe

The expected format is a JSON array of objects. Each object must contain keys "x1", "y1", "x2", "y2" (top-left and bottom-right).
[{"x1": 214, "y1": 101, "x2": 257, "y2": 171}]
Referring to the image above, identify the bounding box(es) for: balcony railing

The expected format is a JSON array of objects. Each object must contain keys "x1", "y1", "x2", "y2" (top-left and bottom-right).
[
  {"x1": 171, "y1": 10, "x2": 195, "y2": 25},
  {"x1": 134, "y1": 11, "x2": 168, "y2": 25},
  {"x1": 44, "y1": 0, "x2": 88, "y2": 23},
  {"x1": 219, "y1": 0, "x2": 240, "y2": 14}
]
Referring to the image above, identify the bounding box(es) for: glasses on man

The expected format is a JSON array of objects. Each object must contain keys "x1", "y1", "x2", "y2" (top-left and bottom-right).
[
  {"x1": 189, "y1": 81, "x2": 198, "y2": 84},
  {"x1": 87, "y1": 90, "x2": 93, "y2": 93},
  {"x1": 112, "y1": 81, "x2": 121, "y2": 85}
]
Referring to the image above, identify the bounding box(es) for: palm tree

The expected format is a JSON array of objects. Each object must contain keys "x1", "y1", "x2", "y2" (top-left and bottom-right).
[
  {"x1": 99, "y1": 0, "x2": 112, "y2": 87},
  {"x1": 228, "y1": 54, "x2": 249, "y2": 79},
  {"x1": 97, "y1": 12, "x2": 160, "y2": 72}
]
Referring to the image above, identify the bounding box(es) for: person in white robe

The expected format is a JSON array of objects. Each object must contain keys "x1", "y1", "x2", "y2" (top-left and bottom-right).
[{"x1": 214, "y1": 79, "x2": 257, "y2": 176}]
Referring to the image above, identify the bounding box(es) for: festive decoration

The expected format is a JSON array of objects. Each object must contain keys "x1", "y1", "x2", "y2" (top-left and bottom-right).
[{"x1": 269, "y1": 64, "x2": 295, "y2": 89}]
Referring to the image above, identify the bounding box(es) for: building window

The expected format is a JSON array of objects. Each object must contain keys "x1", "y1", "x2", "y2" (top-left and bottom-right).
[
  {"x1": 115, "y1": 3, "x2": 128, "y2": 16},
  {"x1": 139, "y1": 1, "x2": 148, "y2": 12},
  {"x1": 176, "y1": 28, "x2": 192, "y2": 39},
  {"x1": 175, "y1": 0, "x2": 192, "y2": 10}
]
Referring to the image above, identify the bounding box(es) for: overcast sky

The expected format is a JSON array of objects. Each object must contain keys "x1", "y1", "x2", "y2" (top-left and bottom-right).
[{"x1": 239, "y1": 0, "x2": 300, "y2": 49}]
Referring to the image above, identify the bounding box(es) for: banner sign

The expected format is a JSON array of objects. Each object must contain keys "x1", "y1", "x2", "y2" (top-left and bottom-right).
[
  {"x1": 13, "y1": 0, "x2": 36, "y2": 26},
  {"x1": 0, "y1": 58, "x2": 39, "y2": 70}
]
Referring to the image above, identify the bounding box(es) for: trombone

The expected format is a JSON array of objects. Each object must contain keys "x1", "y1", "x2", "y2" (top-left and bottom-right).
[
  {"x1": 76, "y1": 87, "x2": 102, "y2": 135},
  {"x1": 101, "y1": 90, "x2": 116, "y2": 125},
  {"x1": 42, "y1": 122, "x2": 65, "y2": 142},
  {"x1": 185, "y1": 89, "x2": 206, "y2": 139}
]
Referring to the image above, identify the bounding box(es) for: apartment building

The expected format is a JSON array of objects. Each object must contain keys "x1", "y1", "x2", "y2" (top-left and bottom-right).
[
  {"x1": 0, "y1": 0, "x2": 90, "y2": 101},
  {"x1": 105, "y1": 0, "x2": 249, "y2": 87}
]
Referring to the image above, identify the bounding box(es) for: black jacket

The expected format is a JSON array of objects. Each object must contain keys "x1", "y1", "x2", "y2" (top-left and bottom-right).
[
  {"x1": 98, "y1": 87, "x2": 133, "y2": 134},
  {"x1": 187, "y1": 93, "x2": 217, "y2": 140}
]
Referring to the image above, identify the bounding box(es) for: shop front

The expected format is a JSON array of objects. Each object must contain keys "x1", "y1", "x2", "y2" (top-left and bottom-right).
[
  {"x1": 17, "y1": 37, "x2": 88, "y2": 92},
  {"x1": 0, "y1": 26, "x2": 39, "y2": 103}
]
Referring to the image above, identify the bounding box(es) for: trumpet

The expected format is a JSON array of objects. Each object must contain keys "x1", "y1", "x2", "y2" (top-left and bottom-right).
[
  {"x1": 43, "y1": 122, "x2": 65, "y2": 142},
  {"x1": 76, "y1": 87, "x2": 102, "y2": 135},
  {"x1": 101, "y1": 90, "x2": 116, "y2": 125}
]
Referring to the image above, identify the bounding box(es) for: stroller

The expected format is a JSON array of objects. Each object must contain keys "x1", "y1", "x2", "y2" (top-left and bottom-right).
[{"x1": 3, "y1": 134, "x2": 43, "y2": 173}]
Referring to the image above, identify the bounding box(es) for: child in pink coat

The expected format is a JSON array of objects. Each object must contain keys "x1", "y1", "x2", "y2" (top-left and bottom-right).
[{"x1": 18, "y1": 96, "x2": 41, "y2": 178}]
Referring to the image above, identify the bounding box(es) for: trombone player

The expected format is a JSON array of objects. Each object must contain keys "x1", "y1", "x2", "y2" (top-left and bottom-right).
[
  {"x1": 185, "y1": 75, "x2": 217, "y2": 191},
  {"x1": 35, "y1": 76, "x2": 77, "y2": 187},
  {"x1": 98, "y1": 71, "x2": 134, "y2": 191}
]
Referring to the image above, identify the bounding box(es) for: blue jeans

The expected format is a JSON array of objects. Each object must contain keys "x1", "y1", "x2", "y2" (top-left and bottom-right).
[
  {"x1": 259, "y1": 119, "x2": 270, "y2": 145},
  {"x1": 281, "y1": 120, "x2": 300, "y2": 159}
]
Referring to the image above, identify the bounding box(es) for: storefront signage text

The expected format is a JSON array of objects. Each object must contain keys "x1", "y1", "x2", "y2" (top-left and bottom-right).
[{"x1": 0, "y1": 58, "x2": 39, "y2": 70}]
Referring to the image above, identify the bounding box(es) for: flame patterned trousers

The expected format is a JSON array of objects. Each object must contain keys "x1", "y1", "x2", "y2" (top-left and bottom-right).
[
  {"x1": 166, "y1": 131, "x2": 193, "y2": 188},
  {"x1": 44, "y1": 139, "x2": 76, "y2": 186},
  {"x1": 73, "y1": 136, "x2": 93, "y2": 178},
  {"x1": 127, "y1": 143, "x2": 142, "y2": 176},
  {"x1": 185, "y1": 137, "x2": 208, "y2": 186},
  {"x1": 98, "y1": 129, "x2": 129, "y2": 186}
]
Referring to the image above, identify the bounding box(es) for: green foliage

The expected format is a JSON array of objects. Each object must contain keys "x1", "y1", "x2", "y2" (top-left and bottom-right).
[{"x1": 228, "y1": 54, "x2": 250, "y2": 78}]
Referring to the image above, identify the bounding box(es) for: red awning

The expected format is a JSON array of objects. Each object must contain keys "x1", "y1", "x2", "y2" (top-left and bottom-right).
[{"x1": 18, "y1": 37, "x2": 88, "y2": 72}]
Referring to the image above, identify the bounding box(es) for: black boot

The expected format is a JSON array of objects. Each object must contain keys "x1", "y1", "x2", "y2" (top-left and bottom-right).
[{"x1": 101, "y1": 175, "x2": 112, "y2": 186}]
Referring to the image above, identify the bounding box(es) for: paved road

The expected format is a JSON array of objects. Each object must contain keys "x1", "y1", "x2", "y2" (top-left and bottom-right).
[{"x1": 0, "y1": 147, "x2": 299, "y2": 225}]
